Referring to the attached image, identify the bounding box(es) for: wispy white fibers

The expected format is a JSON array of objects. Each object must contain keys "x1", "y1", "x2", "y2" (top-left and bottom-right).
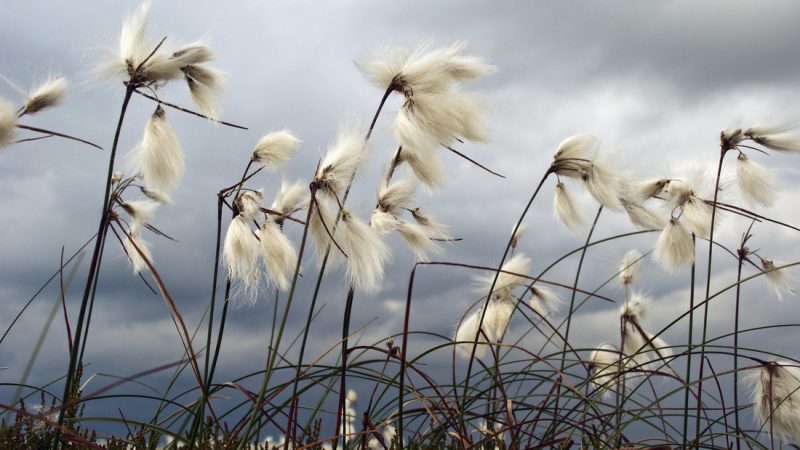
[
  {"x1": 620, "y1": 292, "x2": 647, "y2": 322},
  {"x1": 745, "y1": 123, "x2": 800, "y2": 152},
  {"x1": 315, "y1": 122, "x2": 368, "y2": 197},
  {"x1": 680, "y1": 196, "x2": 712, "y2": 238},
  {"x1": 409, "y1": 207, "x2": 452, "y2": 240},
  {"x1": 761, "y1": 258, "x2": 796, "y2": 300},
  {"x1": 736, "y1": 152, "x2": 775, "y2": 207},
  {"x1": 396, "y1": 220, "x2": 441, "y2": 261},
  {"x1": 654, "y1": 218, "x2": 695, "y2": 271},
  {"x1": 377, "y1": 177, "x2": 416, "y2": 214},
  {"x1": 308, "y1": 195, "x2": 343, "y2": 265},
  {"x1": 474, "y1": 253, "x2": 531, "y2": 293},
  {"x1": 454, "y1": 294, "x2": 515, "y2": 359},
  {"x1": 748, "y1": 361, "x2": 800, "y2": 443},
  {"x1": 236, "y1": 190, "x2": 263, "y2": 221},
  {"x1": 397, "y1": 149, "x2": 447, "y2": 190},
  {"x1": 129, "y1": 106, "x2": 184, "y2": 196},
  {"x1": 340, "y1": 209, "x2": 389, "y2": 292},
  {"x1": 223, "y1": 215, "x2": 261, "y2": 304},
  {"x1": 271, "y1": 179, "x2": 308, "y2": 219},
  {"x1": 120, "y1": 200, "x2": 159, "y2": 233},
  {"x1": 582, "y1": 161, "x2": 623, "y2": 212},
  {"x1": 622, "y1": 198, "x2": 665, "y2": 230},
  {"x1": 552, "y1": 134, "x2": 599, "y2": 166},
  {"x1": 123, "y1": 231, "x2": 153, "y2": 274},
  {"x1": 258, "y1": 220, "x2": 297, "y2": 291},
  {"x1": 22, "y1": 76, "x2": 68, "y2": 115},
  {"x1": 510, "y1": 223, "x2": 528, "y2": 249},
  {"x1": 251, "y1": 130, "x2": 302, "y2": 170},
  {"x1": 618, "y1": 249, "x2": 643, "y2": 286},
  {"x1": 141, "y1": 187, "x2": 172, "y2": 204},
  {"x1": 636, "y1": 177, "x2": 669, "y2": 201},
  {"x1": 530, "y1": 286, "x2": 562, "y2": 317},
  {"x1": 370, "y1": 209, "x2": 400, "y2": 235},
  {"x1": 589, "y1": 343, "x2": 621, "y2": 396},
  {"x1": 184, "y1": 65, "x2": 224, "y2": 121},
  {"x1": 117, "y1": 2, "x2": 150, "y2": 73},
  {"x1": 554, "y1": 181, "x2": 585, "y2": 235},
  {"x1": 0, "y1": 97, "x2": 17, "y2": 149}
]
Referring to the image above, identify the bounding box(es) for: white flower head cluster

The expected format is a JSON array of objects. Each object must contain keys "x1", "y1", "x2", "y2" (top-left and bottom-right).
[
  {"x1": 357, "y1": 42, "x2": 496, "y2": 189},
  {"x1": 1, "y1": 75, "x2": 70, "y2": 150},
  {"x1": 103, "y1": 2, "x2": 224, "y2": 119},
  {"x1": 747, "y1": 361, "x2": 800, "y2": 443}
]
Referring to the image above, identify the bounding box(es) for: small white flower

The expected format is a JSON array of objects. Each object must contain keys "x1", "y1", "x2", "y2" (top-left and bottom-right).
[
  {"x1": 315, "y1": 123, "x2": 368, "y2": 197},
  {"x1": 736, "y1": 152, "x2": 775, "y2": 207},
  {"x1": 653, "y1": 218, "x2": 695, "y2": 271},
  {"x1": 22, "y1": 76, "x2": 68, "y2": 115},
  {"x1": 0, "y1": 97, "x2": 18, "y2": 149},
  {"x1": 747, "y1": 361, "x2": 800, "y2": 443},
  {"x1": 341, "y1": 209, "x2": 389, "y2": 292},
  {"x1": 554, "y1": 181, "x2": 585, "y2": 235},
  {"x1": 223, "y1": 215, "x2": 261, "y2": 303},
  {"x1": 618, "y1": 249, "x2": 644, "y2": 286},
  {"x1": 128, "y1": 106, "x2": 184, "y2": 195},
  {"x1": 251, "y1": 130, "x2": 302, "y2": 170},
  {"x1": 258, "y1": 221, "x2": 297, "y2": 291},
  {"x1": 761, "y1": 258, "x2": 796, "y2": 301}
]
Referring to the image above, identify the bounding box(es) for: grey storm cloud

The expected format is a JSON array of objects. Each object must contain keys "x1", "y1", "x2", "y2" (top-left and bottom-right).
[{"x1": 2, "y1": 0, "x2": 800, "y2": 441}]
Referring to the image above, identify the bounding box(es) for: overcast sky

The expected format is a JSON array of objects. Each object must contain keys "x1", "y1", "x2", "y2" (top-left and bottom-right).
[{"x1": 3, "y1": 0, "x2": 800, "y2": 444}]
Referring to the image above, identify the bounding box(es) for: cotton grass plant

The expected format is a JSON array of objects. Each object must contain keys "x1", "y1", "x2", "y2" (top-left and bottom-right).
[{"x1": 5, "y1": 4, "x2": 800, "y2": 450}]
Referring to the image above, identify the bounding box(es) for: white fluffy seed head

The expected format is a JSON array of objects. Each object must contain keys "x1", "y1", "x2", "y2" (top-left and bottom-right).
[
  {"x1": 118, "y1": 2, "x2": 151, "y2": 71},
  {"x1": 680, "y1": 196, "x2": 712, "y2": 238},
  {"x1": 409, "y1": 207, "x2": 452, "y2": 240},
  {"x1": 761, "y1": 258, "x2": 796, "y2": 301},
  {"x1": 341, "y1": 209, "x2": 389, "y2": 293},
  {"x1": 396, "y1": 220, "x2": 441, "y2": 261},
  {"x1": 745, "y1": 123, "x2": 800, "y2": 152},
  {"x1": 171, "y1": 41, "x2": 215, "y2": 66},
  {"x1": 455, "y1": 307, "x2": 490, "y2": 358},
  {"x1": 23, "y1": 76, "x2": 68, "y2": 115},
  {"x1": 721, "y1": 127, "x2": 744, "y2": 150},
  {"x1": 271, "y1": 179, "x2": 308, "y2": 219},
  {"x1": 530, "y1": 286, "x2": 563, "y2": 317},
  {"x1": 618, "y1": 249, "x2": 644, "y2": 286},
  {"x1": 620, "y1": 292, "x2": 648, "y2": 322},
  {"x1": 258, "y1": 221, "x2": 297, "y2": 291},
  {"x1": 398, "y1": 149, "x2": 447, "y2": 190},
  {"x1": 251, "y1": 130, "x2": 302, "y2": 170},
  {"x1": 483, "y1": 293, "x2": 516, "y2": 342},
  {"x1": 377, "y1": 177, "x2": 416, "y2": 214},
  {"x1": 185, "y1": 68, "x2": 224, "y2": 121},
  {"x1": 370, "y1": 209, "x2": 400, "y2": 235},
  {"x1": 474, "y1": 253, "x2": 531, "y2": 294},
  {"x1": 223, "y1": 215, "x2": 261, "y2": 304},
  {"x1": 236, "y1": 190, "x2": 263, "y2": 221},
  {"x1": 128, "y1": 106, "x2": 184, "y2": 195},
  {"x1": 654, "y1": 218, "x2": 695, "y2": 272},
  {"x1": 140, "y1": 187, "x2": 172, "y2": 204},
  {"x1": 0, "y1": 97, "x2": 17, "y2": 149},
  {"x1": 622, "y1": 199, "x2": 666, "y2": 230},
  {"x1": 582, "y1": 161, "x2": 623, "y2": 212},
  {"x1": 315, "y1": 123, "x2": 368, "y2": 197},
  {"x1": 554, "y1": 181, "x2": 586, "y2": 235},
  {"x1": 736, "y1": 152, "x2": 775, "y2": 207},
  {"x1": 637, "y1": 178, "x2": 669, "y2": 201},
  {"x1": 748, "y1": 361, "x2": 800, "y2": 443},
  {"x1": 662, "y1": 179, "x2": 694, "y2": 207},
  {"x1": 120, "y1": 200, "x2": 159, "y2": 234},
  {"x1": 308, "y1": 196, "x2": 343, "y2": 266},
  {"x1": 553, "y1": 135, "x2": 599, "y2": 166},
  {"x1": 123, "y1": 231, "x2": 153, "y2": 274},
  {"x1": 589, "y1": 343, "x2": 621, "y2": 395},
  {"x1": 510, "y1": 223, "x2": 528, "y2": 249}
]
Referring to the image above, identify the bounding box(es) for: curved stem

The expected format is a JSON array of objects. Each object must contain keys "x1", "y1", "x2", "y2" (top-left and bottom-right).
[{"x1": 57, "y1": 83, "x2": 135, "y2": 435}]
